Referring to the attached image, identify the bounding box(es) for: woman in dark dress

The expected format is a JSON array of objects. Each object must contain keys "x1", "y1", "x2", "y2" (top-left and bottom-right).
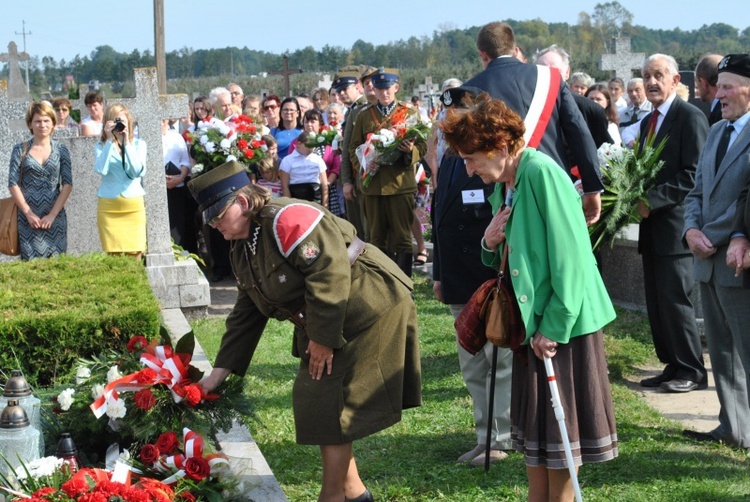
[{"x1": 8, "y1": 101, "x2": 73, "y2": 260}]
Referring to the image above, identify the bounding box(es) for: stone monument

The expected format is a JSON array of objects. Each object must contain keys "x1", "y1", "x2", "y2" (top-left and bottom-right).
[
  {"x1": 412, "y1": 76, "x2": 439, "y2": 116},
  {"x1": 0, "y1": 42, "x2": 32, "y2": 101},
  {"x1": 600, "y1": 37, "x2": 646, "y2": 81},
  {"x1": 317, "y1": 74, "x2": 332, "y2": 91}
]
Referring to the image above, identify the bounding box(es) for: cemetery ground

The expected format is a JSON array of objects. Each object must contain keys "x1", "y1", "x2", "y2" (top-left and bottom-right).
[{"x1": 195, "y1": 276, "x2": 750, "y2": 502}]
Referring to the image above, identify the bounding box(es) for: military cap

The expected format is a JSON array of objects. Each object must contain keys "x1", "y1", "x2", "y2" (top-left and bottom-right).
[
  {"x1": 717, "y1": 54, "x2": 750, "y2": 79},
  {"x1": 333, "y1": 65, "x2": 362, "y2": 92},
  {"x1": 439, "y1": 86, "x2": 483, "y2": 108},
  {"x1": 359, "y1": 65, "x2": 378, "y2": 80},
  {"x1": 372, "y1": 68, "x2": 399, "y2": 89},
  {"x1": 187, "y1": 160, "x2": 251, "y2": 223}
]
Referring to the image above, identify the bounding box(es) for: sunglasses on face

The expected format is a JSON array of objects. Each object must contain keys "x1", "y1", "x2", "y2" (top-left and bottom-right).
[
  {"x1": 264, "y1": 104, "x2": 278, "y2": 110},
  {"x1": 54, "y1": 107, "x2": 69, "y2": 112}
]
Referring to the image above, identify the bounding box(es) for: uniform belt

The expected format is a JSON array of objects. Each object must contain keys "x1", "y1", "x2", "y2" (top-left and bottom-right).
[{"x1": 347, "y1": 236, "x2": 366, "y2": 265}]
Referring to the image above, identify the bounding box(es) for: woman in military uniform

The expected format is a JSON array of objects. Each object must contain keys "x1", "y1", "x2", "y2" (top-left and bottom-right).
[{"x1": 189, "y1": 161, "x2": 422, "y2": 502}]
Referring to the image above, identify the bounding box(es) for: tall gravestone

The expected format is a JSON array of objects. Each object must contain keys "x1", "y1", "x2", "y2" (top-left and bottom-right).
[
  {"x1": 412, "y1": 76, "x2": 439, "y2": 116},
  {"x1": 0, "y1": 66, "x2": 209, "y2": 311},
  {"x1": 600, "y1": 37, "x2": 646, "y2": 81},
  {"x1": 0, "y1": 42, "x2": 32, "y2": 101}
]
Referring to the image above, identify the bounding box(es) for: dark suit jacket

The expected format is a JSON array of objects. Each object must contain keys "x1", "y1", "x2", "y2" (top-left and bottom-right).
[
  {"x1": 464, "y1": 57, "x2": 603, "y2": 192},
  {"x1": 638, "y1": 97, "x2": 709, "y2": 255},
  {"x1": 709, "y1": 101, "x2": 723, "y2": 126},
  {"x1": 572, "y1": 93, "x2": 613, "y2": 148},
  {"x1": 432, "y1": 154, "x2": 497, "y2": 304}
]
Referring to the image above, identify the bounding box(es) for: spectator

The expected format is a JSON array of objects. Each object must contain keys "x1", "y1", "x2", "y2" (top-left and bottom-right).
[
  {"x1": 52, "y1": 97, "x2": 80, "y2": 135},
  {"x1": 272, "y1": 97, "x2": 303, "y2": 160},
  {"x1": 280, "y1": 131, "x2": 328, "y2": 206},
  {"x1": 585, "y1": 83, "x2": 622, "y2": 145},
  {"x1": 570, "y1": 72, "x2": 594, "y2": 96},
  {"x1": 227, "y1": 83, "x2": 244, "y2": 107},
  {"x1": 262, "y1": 94, "x2": 281, "y2": 129},
  {"x1": 80, "y1": 90, "x2": 104, "y2": 137},
  {"x1": 608, "y1": 77, "x2": 628, "y2": 111}
]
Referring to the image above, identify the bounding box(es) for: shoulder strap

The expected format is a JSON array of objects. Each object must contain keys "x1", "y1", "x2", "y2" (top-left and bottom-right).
[{"x1": 524, "y1": 65, "x2": 561, "y2": 149}]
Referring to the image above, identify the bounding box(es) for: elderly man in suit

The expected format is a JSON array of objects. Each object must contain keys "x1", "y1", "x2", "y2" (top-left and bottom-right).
[
  {"x1": 683, "y1": 54, "x2": 750, "y2": 447},
  {"x1": 637, "y1": 54, "x2": 709, "y2": 393},
  {"x1": 464, "y1": 22, "x2": 603, "y2": 225}
]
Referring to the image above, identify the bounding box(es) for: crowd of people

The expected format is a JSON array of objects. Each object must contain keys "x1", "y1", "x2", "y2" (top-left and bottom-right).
[{"x1": 7, "y1": 18, "x2": 750, "y2": 502}]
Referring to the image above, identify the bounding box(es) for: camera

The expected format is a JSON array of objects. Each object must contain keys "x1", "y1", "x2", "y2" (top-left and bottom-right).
[{"x1": 113, "y1": 118, "x2": 125, "y2": 133}]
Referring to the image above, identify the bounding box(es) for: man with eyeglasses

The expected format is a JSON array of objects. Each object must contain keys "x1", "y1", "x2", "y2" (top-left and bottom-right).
[
  {"x1": 227, "y1": 83, "x2": 244, "y2": 107},
  {"x1": 338, "y1": 65, "x2": 377, "y2": 241}
]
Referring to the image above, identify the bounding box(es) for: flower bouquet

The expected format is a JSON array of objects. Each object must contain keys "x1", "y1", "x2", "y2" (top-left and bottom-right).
[
  {"x1": 183, "y1": 115, "x2": 268, "y2": 176},
  {"x1": 304, "y1": 124, "x2": 342, "y2": 150},
  {"x1": 356, "y1": 107, "x2": 431, "y2": 188},
  {"x1": 588, "y1": 133, "x2": 668, "y2": 250},
  {"x1": 46, "y1": 328, "x2": 252, "y2": 463}
]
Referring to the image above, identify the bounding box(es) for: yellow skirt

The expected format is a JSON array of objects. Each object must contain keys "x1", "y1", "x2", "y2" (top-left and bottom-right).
[{"x1": 97, "y1": 196, "x2": 146, "y2": 253}]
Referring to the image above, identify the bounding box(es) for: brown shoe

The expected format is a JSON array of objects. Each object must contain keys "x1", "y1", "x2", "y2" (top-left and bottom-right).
[
  {"x1": 469, "y1": 449, "x2": 509, "y2": 467},
  {"x1": 456, "y1": 444, "x2": 486, "y2": 463}
]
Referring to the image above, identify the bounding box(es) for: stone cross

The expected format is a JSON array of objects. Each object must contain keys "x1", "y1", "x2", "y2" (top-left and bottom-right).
[
  {"x1": 600, "y1": 37, "x2": 646, "y2": 81},
  {"x1": 317, "y1": 74, "x2": 332, "y2": 90},
  {"x1": 0, "y1": 41, "x2": 32, "y2": 101},
  {"x1": 412, "y1": 76, "x2": 439, "y2": 115},
  {"x1": 270, "y1": 55, "x2": 302, "y2": 97}
]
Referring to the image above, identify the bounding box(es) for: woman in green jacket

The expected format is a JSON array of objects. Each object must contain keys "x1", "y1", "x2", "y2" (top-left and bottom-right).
[{"x1": 440, "y1": 93, "x2": 617, "y2": 501}]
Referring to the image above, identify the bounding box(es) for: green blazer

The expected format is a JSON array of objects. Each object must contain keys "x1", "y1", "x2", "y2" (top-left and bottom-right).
[{"x1": 482, "y1": 149, "x2": 616, "y2": 345}]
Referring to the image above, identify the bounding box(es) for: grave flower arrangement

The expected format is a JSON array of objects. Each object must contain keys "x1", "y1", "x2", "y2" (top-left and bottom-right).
[
  {"x1": 356, "y1": 107, "x2": 431, "y2": 188},
  {"x1": 588, "y1": 132, "x2": 668, "y2": 250},
  {"x1": 47, "y1": 328, "x2": 251, "y2": 462},
  {"x1": 183, "y1": 115, "x2": 268, "y2": 176},
  {"x1": 303, "y1": 124, "x2": 343, "y2": 150}
]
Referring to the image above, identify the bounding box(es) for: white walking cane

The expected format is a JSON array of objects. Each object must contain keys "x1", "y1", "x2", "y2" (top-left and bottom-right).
[{"x1": 543, "y1": 356, "x2": 583, "y2": 502}]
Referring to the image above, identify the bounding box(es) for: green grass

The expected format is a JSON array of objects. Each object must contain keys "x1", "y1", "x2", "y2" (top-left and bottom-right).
[{"x1": 193, "y1": 277, "x2": 750, "y2": 501}]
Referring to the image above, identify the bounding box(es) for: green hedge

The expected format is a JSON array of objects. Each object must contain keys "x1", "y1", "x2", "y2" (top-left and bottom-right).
[{"x1": 0, "y1": 254, "x2": 161, "y2": 385}]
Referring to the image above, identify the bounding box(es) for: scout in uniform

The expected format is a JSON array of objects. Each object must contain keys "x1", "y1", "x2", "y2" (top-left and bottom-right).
[
  {"x1": 188, "y1": 161, "x2": 422, "y2": 502},
  {"x1": 348, "y1": 68, "x2": 427, "y2": 277}
]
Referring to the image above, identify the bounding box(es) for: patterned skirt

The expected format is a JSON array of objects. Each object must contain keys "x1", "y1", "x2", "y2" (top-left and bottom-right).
[
  {"x1": 511, "y1": 331, "x2": 618, "y2": 468},
  {"x1": 97, "y1": 196, "x2": 146, "y2": 253}
]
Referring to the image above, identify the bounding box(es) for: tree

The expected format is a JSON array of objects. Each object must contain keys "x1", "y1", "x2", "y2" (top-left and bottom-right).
[{"x1": 592, "y1": 1, "x2": 634, "y2": 50}]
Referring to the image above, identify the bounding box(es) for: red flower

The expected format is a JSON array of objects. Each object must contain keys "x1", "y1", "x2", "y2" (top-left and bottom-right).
[
  {"x1": 251, "y1": 139, "x2": 262, "y2": 149},
  {"x1": 123, "y1": 488, "x2": 152, "y2": 502},
  {"x1": 138, "y1": 478, "x2": 174, "y2": 502},
  {"x1": 78, "y1": 493, "x2": 108, "y2": 502},
  {"x1": 185, "y1": 457, "x2": 211, "y2": 481},
  {"x1": 62, "y1": 477, "x2": 90, "y2": 497},
  {"x1": 32, "y1": 487, "x2": 57, "y2": 497},
  {"x1": 134, "y1": 388, "x2": 157, "y2": 410},
  {"x1": 127, "y1": 336, "x2": 149, "y2": 353},
  {"x1": 183, "y1": 384, "x2": 203, "y2": 406},
  {"x1": 135, "y1": 367, "x2": 158, "y2": 384},
  {"x1": 328, "y1": 120, "x2": 338, "y2": 127},
  {"x1": 177, "y1": 491, "x2": 197, "y2": 501},
  {"x1": 248, "y1": 125, "x2": 257, "y2": 134},
  {"x1": 243, "y1": 148, "x2": 255, "y2": 160},
  {"x1": 140, "y1": 444, "x2": 161, "y2": 465},
  {"x1": 156, "y1": 431, "x2": 180, "y2": 455},
  {"x1": 237, "y1": 138, "x2": 248, "y2": 149},
  {"x1": 93, "y1": 480, "x2": 127, "y2": 496}
]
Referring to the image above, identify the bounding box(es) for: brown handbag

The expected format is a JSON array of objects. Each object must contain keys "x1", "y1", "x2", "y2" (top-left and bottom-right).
[
  {"x1": 455, "y1": 244, "x2": 525, "y2": 354},
  {"x1": 0, "y1": 142, "x2": 26, "y2": 256}
]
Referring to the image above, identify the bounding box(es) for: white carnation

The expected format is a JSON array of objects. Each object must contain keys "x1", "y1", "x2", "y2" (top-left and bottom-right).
[
  {"x1": 106, "y1": 365, "x2": 122, "y2": 383},
  {"x1": 205, "y1": 142, "x2": 216, "y2": 153},
  {"x1": 91, "y1": 384, "x2": 105, "y2": 399},
  {"x1": 57, "y1": 388, "x2": 75, "y2": 411},
  {"x1": 106, "y1": 397, "x2": 127, "y2": 419},
  {"x1": 16, "y1": 456, "x2": 64, "y2": 480},
  {"x1": 220, "y1": 138, "x2": 232, "y2": 150},
  {"x1": 191, "y1": 164, "x2": 204, "y2": 175},
  {"x1": 199, "y1": 134, "x2": 209, "y2": 145},
  {"x1": 226, "y1": 154, "x2": 237, "y2": 162},
  {"x1": 76, "y1": 366, "x2": 91, "y2": 385}
]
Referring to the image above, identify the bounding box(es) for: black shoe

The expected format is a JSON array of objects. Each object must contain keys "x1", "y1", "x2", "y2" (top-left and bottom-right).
[
  {"x1": 211, "y1": 274, "x2": 228, "y2": 283},
  {"x1": 683, "y1": 429, "x2": 720, "y2": 443},
  {"x1": 346, "y1": 489, "x2": 374, "y2": 502},
  {"x1": 640, "y1": 374, "x2": 671, "y2": 387},
  {"x1": 661, "y1": 378, "x2": 708, "y2": 393}
]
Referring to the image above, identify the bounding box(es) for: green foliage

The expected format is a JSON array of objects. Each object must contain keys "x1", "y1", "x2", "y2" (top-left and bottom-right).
[
  {"x1": 0, "y1": 254, "x2": 161, "y2": 385},
  {"x1": 193, "y1": 277, "x2": 750, "y2": 501}
]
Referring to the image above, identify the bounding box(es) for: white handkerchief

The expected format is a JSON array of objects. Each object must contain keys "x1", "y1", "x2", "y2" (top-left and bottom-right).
[{"x1": 462, "y1": 189, "x2": 485, "y2": 205}]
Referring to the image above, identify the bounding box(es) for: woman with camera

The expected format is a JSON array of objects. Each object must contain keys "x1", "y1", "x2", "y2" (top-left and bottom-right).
[{"x1": 94, "y1": 104, "x2": 147, "y2": 259}]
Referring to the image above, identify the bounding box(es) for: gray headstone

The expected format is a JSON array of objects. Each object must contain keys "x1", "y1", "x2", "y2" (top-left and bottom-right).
[
  {"x1": 317, "y1": 74, "x2": 332, "y2": 90},
  {"x1": 0, "y1": 42, "x2": 31, "y2": 101},
  {"x1": 600, "y1": 37, "x2": 646, "y2": 81}
]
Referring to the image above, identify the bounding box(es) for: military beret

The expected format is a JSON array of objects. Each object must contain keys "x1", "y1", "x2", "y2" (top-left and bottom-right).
[
  {"x1": 187, "y1": 160, "x2": 251, "y2": 224},
  {"x1": 439, "y1": 86, "x2": 483, "y2": 108},
  {"x1": 717, "y1": 54, "x2": 750, "y2": 79},
  {"x1": 372, "y1": 68, "x2": 399, "y2": 89}
]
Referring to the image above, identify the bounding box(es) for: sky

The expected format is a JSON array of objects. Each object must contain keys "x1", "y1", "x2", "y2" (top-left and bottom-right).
[{"x1": 0, "y1": 0, "x2": 747, "y2": 63}]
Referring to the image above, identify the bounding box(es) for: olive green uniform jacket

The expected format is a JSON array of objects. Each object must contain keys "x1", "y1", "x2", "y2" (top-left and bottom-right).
[
  {"x1": 348, "y1": 102, "x2": 427, "y2": 196},
  {"x1": 215, "y1": 198, "x2": 422, "y2": 444}
]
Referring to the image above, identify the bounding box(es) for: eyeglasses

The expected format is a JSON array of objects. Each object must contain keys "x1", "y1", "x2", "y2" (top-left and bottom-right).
[
  {"x1": 263, "y1": 104, "x2": 278, "y2": 110},
  {"x1": 54, "y1": 107, "x2": 69, "y2": 112},
  {"x1": 281, "y1": 108, "x2": 297, "y2": 113},
  {"x1": 230, "y1": 91, "x2": 242, "y2": 96},
  {"x1": 208, "y1": 199, "x2": 237, "y2": 228}
]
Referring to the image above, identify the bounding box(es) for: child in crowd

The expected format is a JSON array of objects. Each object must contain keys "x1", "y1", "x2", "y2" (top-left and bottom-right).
[
  {"x1": 279, "y1": 131, "x2": 328, "y2": 207},
  {"x1": 255, "y1": 156, "x2": 283, "y2": 198}
]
